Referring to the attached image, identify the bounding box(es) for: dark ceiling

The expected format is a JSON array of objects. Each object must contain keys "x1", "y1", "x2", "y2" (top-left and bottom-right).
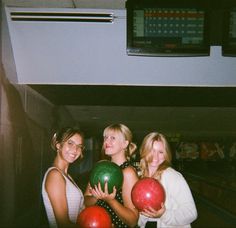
[{"x1": 29, "y1": 85, "x2": 236, "y2": 107}]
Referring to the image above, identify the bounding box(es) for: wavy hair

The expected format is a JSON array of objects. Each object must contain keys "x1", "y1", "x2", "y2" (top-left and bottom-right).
[{"x1": 139, "y1": 132, "x2": 172, "y2": 180}]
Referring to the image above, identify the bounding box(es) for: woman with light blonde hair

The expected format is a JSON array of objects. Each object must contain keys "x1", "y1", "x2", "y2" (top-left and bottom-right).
[
  {"x1": 140, "y1": 132, "x2": 172, "y2": 180},
  {"x1": 84, "y1": 123, "x2": 139, "y2": 228},
  {"x1": 138, "y1": 132, "x2": 197, "y2": 228}
]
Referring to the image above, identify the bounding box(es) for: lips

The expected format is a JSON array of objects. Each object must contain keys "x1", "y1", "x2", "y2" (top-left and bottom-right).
[
  {"x1": 149, "y1": 160, "x2": 159, "y2": 166},
  {"x1": 68, "y1": 153, "x2": 78, "y2": 160}
]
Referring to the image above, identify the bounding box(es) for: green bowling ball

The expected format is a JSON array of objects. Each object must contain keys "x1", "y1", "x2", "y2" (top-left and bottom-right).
[{"x1": 89, "y1": 160, "x2": 123, "y2": 194}]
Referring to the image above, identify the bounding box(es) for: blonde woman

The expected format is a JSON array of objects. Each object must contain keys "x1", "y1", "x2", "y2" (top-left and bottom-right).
[
  {"x1": 84, "y1": 123, "x2": 139, "y2": 227},
  {"x1": 42, "y1": 127, "x2": 85, "y2": 227},
  {"x1": 138, "y1": 132, "x2": 197, "y2": 228}
]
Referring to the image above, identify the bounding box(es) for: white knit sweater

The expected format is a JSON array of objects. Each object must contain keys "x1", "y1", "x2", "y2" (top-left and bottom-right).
[{"x1": 138, "y1": 167, "x2": 197, "y2": 228}]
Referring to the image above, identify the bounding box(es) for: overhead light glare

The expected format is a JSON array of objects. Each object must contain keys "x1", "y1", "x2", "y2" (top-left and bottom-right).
[{"x1": 10, "y1": 11, "x2": 114, "y2": 23}]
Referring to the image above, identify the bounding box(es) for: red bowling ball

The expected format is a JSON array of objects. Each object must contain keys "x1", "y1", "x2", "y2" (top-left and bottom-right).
[
  {"x1": 77, "y1": 205, "x2": 112, "y2": 228},
  {"x1": 131, "y1": 177, "x2": 165, "y2": 211}
]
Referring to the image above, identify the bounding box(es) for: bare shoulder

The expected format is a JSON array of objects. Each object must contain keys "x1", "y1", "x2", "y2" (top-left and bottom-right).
[
  {"x1": 46, "y1": 168, "x2": 63, "y2": 178},
  {"x1": 45, "y1": 168, "x2": 65, "y2": 187},
  {"x1": 122, "y1": 165, "x2": 138, "y2": 179}
]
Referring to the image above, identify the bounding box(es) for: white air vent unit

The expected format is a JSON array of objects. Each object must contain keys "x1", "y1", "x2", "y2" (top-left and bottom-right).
[{"x1": 10, "y1": 11, "x2": 114, "y2": 23}]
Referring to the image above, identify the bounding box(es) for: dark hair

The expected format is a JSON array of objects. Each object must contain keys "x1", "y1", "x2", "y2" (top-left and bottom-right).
[{"x1": 51, "y1": 127, "x2": 84, "y2": 151}]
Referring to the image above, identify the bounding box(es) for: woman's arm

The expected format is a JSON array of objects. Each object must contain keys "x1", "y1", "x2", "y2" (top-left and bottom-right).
[
  {"x1": 45, "y1": 169, "x2": 76, "y2": 228},
  {"x1": 107, "y1": 166, "x2": 139, "y2": 227}
]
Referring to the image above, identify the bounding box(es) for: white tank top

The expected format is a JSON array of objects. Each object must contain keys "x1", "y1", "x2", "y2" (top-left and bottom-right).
[{"x1": 42, "y1": 167, "x2": 84, "y2": 228}]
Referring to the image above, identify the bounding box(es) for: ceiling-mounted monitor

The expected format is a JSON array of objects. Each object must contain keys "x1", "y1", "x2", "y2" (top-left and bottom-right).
[
  {"x1": 126, "y1": 0, "x2": 210, "y2": 57},
  {"x1": 222, "y1": 7, "x2": 236, "y2": 56}
]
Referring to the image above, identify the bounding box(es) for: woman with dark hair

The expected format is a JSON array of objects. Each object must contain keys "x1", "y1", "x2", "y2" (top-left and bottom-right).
[
  {"x1": 138, "y1": 132, "x2": 197, "y2": 228},
  {"x1": 42, "y1": 127, "x2": 85, "y2": 228}
]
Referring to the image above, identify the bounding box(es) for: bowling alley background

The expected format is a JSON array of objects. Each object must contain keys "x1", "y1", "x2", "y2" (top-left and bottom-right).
[
  {"x1": 1, "y1": 0, "x2": 236, "y2": 227},
  {"x1": 1, "y1": 66, "x2": 236, "y2": 227}
]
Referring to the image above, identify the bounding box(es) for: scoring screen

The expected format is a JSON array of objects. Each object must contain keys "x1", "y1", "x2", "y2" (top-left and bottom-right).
[
  {"x1": 229, "y1": 10, "x2": 236, "y2": 41},
  {"x1": 133, "y1": 8, "x2": 205, "y2": 48}
]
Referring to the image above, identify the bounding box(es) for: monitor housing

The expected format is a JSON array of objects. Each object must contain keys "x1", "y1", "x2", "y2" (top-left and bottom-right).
[
  {"x1": 222, "y1": 5, "x2": 236, "y2": 56},
  {"x1": 126, "y1": 0, "x2": 210, "y2": 57}
]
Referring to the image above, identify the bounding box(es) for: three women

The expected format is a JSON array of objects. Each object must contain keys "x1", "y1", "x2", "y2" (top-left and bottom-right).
[{"x1": 42, "y1": 126, "x2": 197, "y2": 228}]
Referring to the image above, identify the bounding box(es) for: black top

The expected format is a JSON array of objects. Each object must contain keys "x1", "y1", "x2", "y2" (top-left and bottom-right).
[{"x1": 96, "y1": 161, "x2": 135, "y2": 228}]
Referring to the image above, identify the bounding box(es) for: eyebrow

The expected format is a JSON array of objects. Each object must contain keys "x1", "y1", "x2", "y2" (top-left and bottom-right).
[{"x1": 68, "y1": 139, "x2": 83, "y2": 145}]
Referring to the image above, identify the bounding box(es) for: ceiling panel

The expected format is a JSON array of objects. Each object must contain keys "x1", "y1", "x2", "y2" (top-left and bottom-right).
[
  {"x1": 29, "y1": 85, "x2": 236, "y2": 107},
  {"x1": 29, "y1": 85, "x2": 236, "y2": 143},
  {"x1": 3, "y1": 0, "x2": 125, "y2": 9}
]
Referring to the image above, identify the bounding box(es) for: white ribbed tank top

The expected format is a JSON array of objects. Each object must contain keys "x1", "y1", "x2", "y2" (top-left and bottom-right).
[{"x1": 42, "y1": 167, "x2": 84, "y2": 228}]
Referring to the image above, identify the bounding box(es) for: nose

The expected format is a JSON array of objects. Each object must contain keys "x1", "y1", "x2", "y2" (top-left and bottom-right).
[
  {"x1": 71, "y1": 144, "x2": 78, "y2": 153},
  {"x1": 72, "y1": 144, "x2": 81, "y2": 154},
  {"x1": 104, "y1": 136, "x2": 111, "y2": 143},
  {"x1": 152, "y1": 151, "x2": 158, "y2": 160}
]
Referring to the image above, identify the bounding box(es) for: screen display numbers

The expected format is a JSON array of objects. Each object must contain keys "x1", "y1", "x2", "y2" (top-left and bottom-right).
[
  {"x1": 133, "y1": 8, "x2": 205, "y2": 49},
  {"x1": 229, "y1": 10, "x2": 236, "y2": 40}
]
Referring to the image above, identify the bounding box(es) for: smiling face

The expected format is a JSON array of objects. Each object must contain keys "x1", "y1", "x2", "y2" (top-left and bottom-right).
[
  {"x1": 140, "y1": 132, "x2": 172, "y2": 178},
  {"x1": 103, "y1": 130, "x2": 128, "y2": 157},
  {"x1": 57, "y1": 133, "x2": 84, "y2": 164},
  {"x1": 148, "y1": 140, "x2": 166, "y2": 169}
]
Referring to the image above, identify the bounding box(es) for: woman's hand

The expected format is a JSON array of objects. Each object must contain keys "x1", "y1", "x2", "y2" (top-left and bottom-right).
[
  {"x1": 141, "y1": 203, "x2": 166, "y2": 218},
  {"x1": 89, "y1": 181, "x2": 117, "y2": 202}
]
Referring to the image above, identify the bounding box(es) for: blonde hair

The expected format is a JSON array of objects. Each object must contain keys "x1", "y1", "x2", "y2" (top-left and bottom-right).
[
  {"x1": 102, "y1": 123, "x2": 137, "y2": 160},
  {"x1": 139, "y1": 132, "x2": 172, "y2": 180}
]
